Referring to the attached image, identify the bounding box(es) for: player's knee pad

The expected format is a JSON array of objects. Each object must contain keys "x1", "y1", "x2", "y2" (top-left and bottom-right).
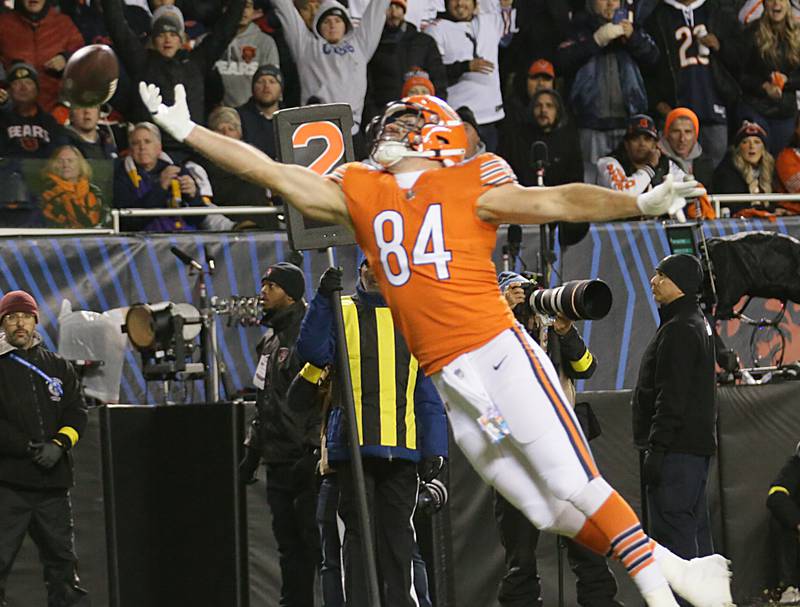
[{"x1": 568, "y1": 476, "x2": 614, "y2": 516}]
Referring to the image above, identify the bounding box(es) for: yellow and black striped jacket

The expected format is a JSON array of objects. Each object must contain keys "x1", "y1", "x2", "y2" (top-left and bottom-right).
[{"x1": 296, "y1": 288, "x2": 448, "y2": 463}]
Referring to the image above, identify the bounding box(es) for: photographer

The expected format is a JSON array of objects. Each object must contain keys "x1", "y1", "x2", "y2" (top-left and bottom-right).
[{"x1": 494, "y1": 271, "x2": 621, "y2": 607}]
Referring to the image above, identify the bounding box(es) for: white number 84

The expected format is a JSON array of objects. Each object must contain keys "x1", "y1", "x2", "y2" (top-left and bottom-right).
[{"x1": 372, "y1": 204, "x2": 453, "y2": 286}]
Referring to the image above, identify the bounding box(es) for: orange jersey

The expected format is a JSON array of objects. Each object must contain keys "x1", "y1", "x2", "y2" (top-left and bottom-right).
[{"x1": 328, "y1": 153, "x2": 517, "y2": 374}]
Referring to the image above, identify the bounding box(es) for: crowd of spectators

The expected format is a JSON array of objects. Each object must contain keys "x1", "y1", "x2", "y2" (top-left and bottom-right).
[{"x1": 4, "y1": 0, "x2": 800, "y2": 229}]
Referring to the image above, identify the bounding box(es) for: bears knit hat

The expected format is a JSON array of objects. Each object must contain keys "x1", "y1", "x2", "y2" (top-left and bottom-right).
[
  {"x1": 316, "y1": 6, "x2": 352, "y2": 36},
  {"x1": 664, "y1": 107, "x2": 699, "y2": 138},
  {"x1": 656, "y1": 254, "x2": 703, "y2": 296},
  {"x1": 7, "y1": 62, "x2": 38, "y2": 87},
  {"x1": 261, "y1": 262, "x2": 305, "y2": 301},
  {"x1": 252, "y1": 63, "x2": 283, "y2": 88},
  {"x1": 734, "y1": 120, "x2": 768, "y2": 147},
  {"x1": 0, "y1": 290, "x2": 38, "y2": 323},
  {"x1": 402, "y1": 67, "x2": 435, "y2": 97},
  {"x1": 498, "y1": 271, "x2": 527, "y2": 293},
  {"x1": 151, "y1": 5, "x2": 185, "y2": 37}
]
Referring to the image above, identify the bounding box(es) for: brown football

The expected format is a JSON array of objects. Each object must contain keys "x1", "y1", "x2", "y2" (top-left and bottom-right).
[{"x1": 61, "y1": 44, "x2": 120, "y2": 108}]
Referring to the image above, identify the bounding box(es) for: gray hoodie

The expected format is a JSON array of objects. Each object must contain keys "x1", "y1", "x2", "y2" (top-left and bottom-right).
[
  {"x1": 272, "y1": 0, "x2": 390, "y2": 130},
  {"x1": 215, "y1": 22, "x2": 280, "y2": 108}
]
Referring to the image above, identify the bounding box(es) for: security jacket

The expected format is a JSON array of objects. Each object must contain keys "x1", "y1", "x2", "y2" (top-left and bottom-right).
[
  {"x1": 251, "y1": 300, "x2": 311, "y2": 464},
  {"x1": 0, "y1": 332, "x2": 87, "y2": 490},
  {"x1": 296, "y1": 283, "x2": 447, "y2": 463},
  {"x1": 767, "y1": 453, "x2": 800, "y2": 530},
  {"x1": 632, "y1": 296, "x2": 716, "y2": 455}
]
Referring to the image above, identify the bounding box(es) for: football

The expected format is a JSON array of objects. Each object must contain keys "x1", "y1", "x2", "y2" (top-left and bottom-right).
[{"x1": 61, "y1": 44, "x2": 119, "y2": 108}]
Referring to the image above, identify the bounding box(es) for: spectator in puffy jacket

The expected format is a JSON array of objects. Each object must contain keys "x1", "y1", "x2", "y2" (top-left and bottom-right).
[
  {"x1": 739, "y1": 0, "x2": 800, "y2": 156},
  {"x1": 0, "y1": 0, "x2": 85, "y2": 113},
  {"x1": 364, "y1": 0, "x2": 446, "y2": 123},
  {"x1": 557, "y1": 0, "x2": 659, "y2": 184},
  {"x1": 102, "y1": 0, "x2": 245, "y2": 158},
  {"x1": 40, "y1": 145, "x2": 108, "y2": 228}
]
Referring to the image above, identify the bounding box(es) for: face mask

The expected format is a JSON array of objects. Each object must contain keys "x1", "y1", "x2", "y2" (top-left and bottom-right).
[{"x1": 371, "y1": 140, "x2": 408, "y2": 167}]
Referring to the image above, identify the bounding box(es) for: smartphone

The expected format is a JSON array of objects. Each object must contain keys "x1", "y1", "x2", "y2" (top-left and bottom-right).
[{"x1": 612, "y1": 7, "x2": 627, "y2": 23}]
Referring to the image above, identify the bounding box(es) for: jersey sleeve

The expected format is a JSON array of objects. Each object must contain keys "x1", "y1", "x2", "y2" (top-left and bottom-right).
[
  {"x1": 324, "y1": 163, "x2": 351, "y2": 186},
  {"x1": 478, "y1": 153, "x2": 518, "y2": 189}
]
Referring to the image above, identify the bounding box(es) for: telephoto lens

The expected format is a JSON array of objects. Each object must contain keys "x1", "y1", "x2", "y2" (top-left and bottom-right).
[{"x1": 529, "y1": 279, "x2": 612, "y2": 321}]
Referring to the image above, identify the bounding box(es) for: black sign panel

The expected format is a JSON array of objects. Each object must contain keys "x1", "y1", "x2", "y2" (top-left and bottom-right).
[{"x1": 274, "y1": 103, "x2": 356, "y2": 251}]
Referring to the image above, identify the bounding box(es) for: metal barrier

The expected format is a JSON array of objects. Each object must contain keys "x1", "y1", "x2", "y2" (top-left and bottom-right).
[
  {"x1": 709, "y1": 193, "x2": 800, "y2": 217},
  {"x1": 110, "y1": 206, "x2": 282, "y2": 234}
]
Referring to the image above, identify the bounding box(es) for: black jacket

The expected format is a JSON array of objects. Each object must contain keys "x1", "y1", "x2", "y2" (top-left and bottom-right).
[
  {"x1": 364, "y1": 22, "x2": 447, "y2": 122},
  {"x1": 236, "y1": 99, "x2": 277, "y2": 159},
  {"x1": 252, "y1": 300, "x2": 309, "y2": 463},
  {"x1": 632, "y1": 296, "x2": 716, "y2": 455},
  {"x1": 101, "y1": 0, "x2": 244, "y2": 148},
  {"x1": 0, "y1": 335, "x2": 88, "y2": 490},
  {"x1": 739, "y1": 24, "x2": 800, "y2": 119},
  {"x1": 767, "y1": 453, "x2": 800, "y2": 530},
  {"x1": 498, "y1": 89, "x2": 583, "y2": 187}
]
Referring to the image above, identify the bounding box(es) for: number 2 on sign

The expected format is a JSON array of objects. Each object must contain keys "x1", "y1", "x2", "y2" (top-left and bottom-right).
[{"x1": 373, "y1": 204, "x2": 452, "y2": 286}]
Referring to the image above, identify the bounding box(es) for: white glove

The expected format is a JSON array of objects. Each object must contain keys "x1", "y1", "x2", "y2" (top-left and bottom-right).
[
  {"x1": 636, "y1": 175, "x2": 707, "y2": 218},
  {"x1": 138, "y1": 82, "x2": 196, "y2": 142},
  {"x1": 593, "y1": 23, "x2": 625, "y2": 47}
]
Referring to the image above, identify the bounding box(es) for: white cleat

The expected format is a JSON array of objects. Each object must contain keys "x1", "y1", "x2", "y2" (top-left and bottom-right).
[
  {"x1": 671, "y1": 554, "x2": 735, "y2": 607},
  {"x1": 643, "y1": 586, "x2": 681, "y2": 607}
]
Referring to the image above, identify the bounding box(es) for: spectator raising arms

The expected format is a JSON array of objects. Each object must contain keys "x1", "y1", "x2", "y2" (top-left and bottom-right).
[
  {"x1": 739, "y1": 0, "x2": 800, "y2": 156},
  {"x1": 215, "y1": 0, "x2": 280, "y2": 108},
  {"x1": 40, "y1": 145, "x2": 108, "y2": 228},
  {"x1": 713, "y1": 120, "x2": 778, "y2": 216},
  {"x1": 0, "y1": 0, "x2": 85, "y2": 113},
  {"x1": 426, "y1": 0, "x2": 515, "y2": 152},
  {"x1": 101, "y1": 0, "x2": 245, "y2": 156},
  {"x1": 558, "y1": 0, "x2": 660, "y2": 184},
  {"x1": 272, "y1": 0, "x2": 390, "y2": 143}
]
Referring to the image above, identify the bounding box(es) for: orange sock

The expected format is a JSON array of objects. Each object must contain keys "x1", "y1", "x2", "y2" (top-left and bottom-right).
[
  {"x1": 573, "y1": 518, "x2": 610, "y2": 556},
  {"x1": 587, "y1": 491, "x2": 656, "y2": 577}
]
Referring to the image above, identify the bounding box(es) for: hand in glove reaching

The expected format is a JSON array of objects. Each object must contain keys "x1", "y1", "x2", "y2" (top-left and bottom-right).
[
  {"x1": 636, "y1": 175, "x2": 705, "y2": 220},
  {"x1": 139, "y1": 82, "x2": 196, "y2": 142}
]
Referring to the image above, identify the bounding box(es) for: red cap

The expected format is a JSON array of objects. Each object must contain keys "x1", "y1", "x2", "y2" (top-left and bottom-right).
[
  {"x1": 390, "y1": 0, "x2": 407, "y2": 9},
  {"x1": 0, "y1": 290, "x2": 38, "y2": 323},
  {"x1": 528, "y1": 59, "x2": 555, "y2": 79}
]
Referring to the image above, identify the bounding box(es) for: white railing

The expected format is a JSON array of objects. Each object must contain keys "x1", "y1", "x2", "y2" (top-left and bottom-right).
[
  {"x1": 709, "y1": 193, "x2": 800, "y2": 217},
  {"x1": 110, "y1": 206, "x2": 282, "y2": 234}
]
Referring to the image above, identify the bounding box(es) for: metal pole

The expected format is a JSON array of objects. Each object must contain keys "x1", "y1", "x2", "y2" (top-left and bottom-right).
[
  {"x1": 326, "y1": 248, "x2": 381, "y2": 607},
  {"x1": 639, "y1": 449, "x2": 649, "y2": 533}
]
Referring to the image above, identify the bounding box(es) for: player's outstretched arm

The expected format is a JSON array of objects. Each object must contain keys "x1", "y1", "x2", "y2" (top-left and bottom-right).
[
  {"x1": 138, "y1": 82, "x2": 351, "y2": 227},
  {"x1": 476, "y1": 175, "x2": 704, "y2": 225}
]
